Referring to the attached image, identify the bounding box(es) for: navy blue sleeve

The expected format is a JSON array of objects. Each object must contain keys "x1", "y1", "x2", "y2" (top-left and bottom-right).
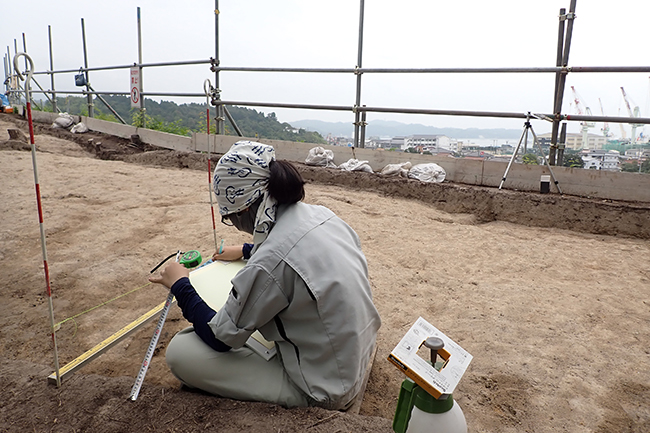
[
  {"x1": 242, "y1": 243, "x2": 254, "y2": 260},
  {"x1": 170, "y1": 277, "x2": 231, "y2": 352}
]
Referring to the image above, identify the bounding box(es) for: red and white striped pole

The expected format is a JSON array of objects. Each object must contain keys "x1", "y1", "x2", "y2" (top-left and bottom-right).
[
  {"x1": 204, "y1": 80, "x2": 218, "y2": 252},
  {"x1": 14, "y1": 53, "x2": 61, "y2": 386}
]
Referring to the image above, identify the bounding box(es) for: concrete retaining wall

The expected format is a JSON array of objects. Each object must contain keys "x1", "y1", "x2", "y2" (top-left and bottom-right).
[{"x1": 27, "y1": 112, "x2": 650, "y2": 203}]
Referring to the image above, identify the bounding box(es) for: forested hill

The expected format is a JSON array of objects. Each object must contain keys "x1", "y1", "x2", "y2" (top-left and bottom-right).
[{"x1": 45, "y1": 95, "x2": 326, "y2": 144}]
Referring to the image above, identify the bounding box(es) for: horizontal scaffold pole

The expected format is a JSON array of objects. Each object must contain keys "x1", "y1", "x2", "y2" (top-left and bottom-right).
[
  {"x1": 214, "y1": 100, "x2": 650, "y2": 125},
  {"x1": 29, "y1": 62, "x2": 650, "y2": 77}
]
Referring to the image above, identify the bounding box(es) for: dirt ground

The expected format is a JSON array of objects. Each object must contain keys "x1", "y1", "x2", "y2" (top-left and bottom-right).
[{"x1": 1, "y1": 113, "x2": 649, "y2": 432}]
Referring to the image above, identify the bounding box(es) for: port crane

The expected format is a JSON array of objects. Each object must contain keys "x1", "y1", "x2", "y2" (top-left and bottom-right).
[
  {"x1": 598, "y1": 98, "x2": 610, "y2": 137},
  {"x1": 620, "y1": 87, "x2": 642, "y2": 143},
  {"x1": 571, "y1": 86, "x2": 595, "y2": 149}
]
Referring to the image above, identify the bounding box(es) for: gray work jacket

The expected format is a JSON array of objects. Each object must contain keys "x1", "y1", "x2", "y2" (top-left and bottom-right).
[{"x1": 209, "y1": 202, "x2": 381, "y2": 408}]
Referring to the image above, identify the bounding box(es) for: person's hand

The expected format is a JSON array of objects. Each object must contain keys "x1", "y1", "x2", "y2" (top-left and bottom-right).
[
  {"x1": 149, "y1": 262, "x2": 189, "y2": 289},
  {"x1": 212, "y1": 245, "x2": 244, "y2": 262}
]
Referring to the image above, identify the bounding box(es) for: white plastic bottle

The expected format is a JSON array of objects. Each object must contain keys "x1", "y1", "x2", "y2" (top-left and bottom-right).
[{"x1": 405, "y1": 398, "x2": 468, "y2": 433}]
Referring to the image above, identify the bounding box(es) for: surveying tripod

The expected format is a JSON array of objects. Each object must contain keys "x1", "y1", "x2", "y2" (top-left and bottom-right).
[{"x1": 499, "y1": 113, "x2": 562, "y2": 194}]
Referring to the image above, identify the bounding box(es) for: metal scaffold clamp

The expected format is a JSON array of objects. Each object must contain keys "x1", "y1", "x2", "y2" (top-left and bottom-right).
[
  {"x1": 531, "y1": 113, "x2": 553, "y2": 123},
  {"x1": 209, "y1": 57, "x2": 220, "y2": 72},
  {"x1": 559, "y1": 11, "x2": 576, "y2": 21}
]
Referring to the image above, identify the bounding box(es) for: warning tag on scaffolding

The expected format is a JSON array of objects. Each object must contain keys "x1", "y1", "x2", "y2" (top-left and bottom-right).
[{"x1": 130, "y1": 67, "x2": 141, "y2": 108}]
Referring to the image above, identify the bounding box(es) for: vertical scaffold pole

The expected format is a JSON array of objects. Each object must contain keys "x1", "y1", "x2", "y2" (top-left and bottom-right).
[
  {"x1": 48, "y1": 25, "x2": 57, "y2": 113},
  {"x1": 137, "y1": 7, "x2": 145, "y2": 126},
  {"x1": 206, "y1": 89, "x2": 218, "y2": 252},
  {"x1": 2, "y1": 54, "x2": 7, "y2": 93},
  {"x1": 550, "y1": 0, "x2": 577, "y2": 165},
  {"x1": 14, "y1": 52, "x2": 61, "y2": 387},
  {"x1": 81, "y1": 19, "x2": 93, "y2": 118},
  {"x1": 549, "y1": 7, "x2": 565, "y2": 166},
  {"x1": 353, "y1": 0, "x2": 366, "y2": 148},
  {"x1": 214, "y1": 1, "x2": 224, "y2": 135}
]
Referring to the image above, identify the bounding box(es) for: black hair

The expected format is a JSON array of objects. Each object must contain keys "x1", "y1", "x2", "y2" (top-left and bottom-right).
[{"x1": 268, "y1": 160, "x2": 305, "y2": 205}]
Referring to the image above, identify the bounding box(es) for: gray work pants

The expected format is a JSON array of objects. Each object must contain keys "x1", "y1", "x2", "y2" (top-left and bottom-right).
[{"x1": 165, "y1": 327, "x2": 310, "y2": 407}]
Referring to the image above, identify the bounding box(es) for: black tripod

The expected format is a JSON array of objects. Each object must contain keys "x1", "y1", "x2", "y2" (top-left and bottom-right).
[{"x1": 499, "y1": 113, "x2": 562, "y2": 194}]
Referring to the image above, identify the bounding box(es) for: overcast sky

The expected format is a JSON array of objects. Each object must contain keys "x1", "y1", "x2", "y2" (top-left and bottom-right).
[{"x1": 3, "y1": 0, "x2": 649, "y2": 137}]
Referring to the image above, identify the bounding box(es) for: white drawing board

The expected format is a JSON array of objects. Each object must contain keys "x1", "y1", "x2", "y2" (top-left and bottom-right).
[{"x1": 189, "y1": 260, "x2": 276, "y2": 360}]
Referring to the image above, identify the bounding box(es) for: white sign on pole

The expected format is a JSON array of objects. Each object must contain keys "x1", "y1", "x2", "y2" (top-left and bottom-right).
[{"x1": 130, "y1": 67, "x2": 141, "y2": 108}]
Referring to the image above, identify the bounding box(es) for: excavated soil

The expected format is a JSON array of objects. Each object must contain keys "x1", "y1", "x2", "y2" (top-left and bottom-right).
[{"x1": 1, "y1": 113, "x2": 649, "y2": 433}]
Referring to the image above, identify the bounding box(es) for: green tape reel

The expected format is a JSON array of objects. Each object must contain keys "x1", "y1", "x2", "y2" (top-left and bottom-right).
[{"x1": 179, "y1": 250, "x2": 202, "y2": 268}]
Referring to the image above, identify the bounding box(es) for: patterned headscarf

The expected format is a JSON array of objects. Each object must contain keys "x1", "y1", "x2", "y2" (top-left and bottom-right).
[{"x1": 213, "y1": 141, "x2": 278, "y2": 248}]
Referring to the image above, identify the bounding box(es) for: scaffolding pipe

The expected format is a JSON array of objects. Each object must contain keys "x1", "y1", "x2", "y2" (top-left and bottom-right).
[
  {"x1": 223, "y1": 106, "x2": 243, "y2": 137},
  {"x1": 30, "y1": 76, "x2": 58, "y2": 111},
  {"x1": 87, "y1": 83, "x2": 127, "y2": 124},
  {"x1": 360, "y1": 106, "x2": 367, "y2": 149},
  {"x1": 208, "y1": 66, "x2": 650, "y2": 74},
  {"x1": 29, "y1": 59, "x2": 213, "y2": 76},
  {"x1": 549, "y1": 7, "x2": 566, "y2": 165},
  {"x1": 48, "y1": 25, "x2": 57, "y2": 113},
  {"x1": 28, "y1": 63, "x2": 650, "y2": 77},
  {"x1": 12, "y1": 89, "x2": 209, "y2": 98},
  {"x1": 12, "y1": 85, "x2": 650, "y2": 126},
  {"x1": 212, "y1": 100, "x2": 650, "y2": 125},
  {"x1": 81, "y1": 19, "x2": 93, "y2": 117},
  {"x1": 551, "y1": 0, "x2": 577, "y2": 165},
  {"x1": 215, "y1": 1, "x2": 224, "y2": 135},
  {"x1": 353, "y1": 0, "x2": 366, "y2": 148},
  {"x1": 137, "y1": 7, "x2": 145, "y2": 121},
  {"x1": 557, "y1": 122, "x2": 568, "y2": 166},
  {"x1": 22, "y1": 33, "x2": 28, "y2": 72},
  {"x1": 3, "y1": 55, "x2": 8, "y2": 92}
]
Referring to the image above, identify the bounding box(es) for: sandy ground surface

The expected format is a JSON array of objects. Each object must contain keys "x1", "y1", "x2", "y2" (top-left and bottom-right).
[{"x1": 1, "y1": 114, "x2": 649, "y2": 432}]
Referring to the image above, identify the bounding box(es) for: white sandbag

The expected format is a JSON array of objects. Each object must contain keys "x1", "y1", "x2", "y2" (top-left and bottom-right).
[
  {"x1": 407, "y1": 163, "x2": 446, "y2": 183},
  {"x1": 380, "y1": 161, "x2": 412, "y2": 177},
  {"x1": 339, "y1": 158, "x2": 373, "y2": 173},
  {"x1": 305, "y1": 146, "x2": 337, "y2": 168},
  {"x1": 70, "y1": 122, "x2": 88, "y2": 134},
  {"x1": 52, "y1": 113, "x2": 74, "y2": 129}
]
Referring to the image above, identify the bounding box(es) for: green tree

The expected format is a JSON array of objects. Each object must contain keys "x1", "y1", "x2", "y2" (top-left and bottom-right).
[
  {"x1": 562, "y1": 154, "x2": 584, "y2": 168},
  {"x1": 46, "y1": 95, "x2": 326, "y2": 143},
  {"x1": 522, "y1": 153, "x2": 539, "y2": 165},
  {"x1": 621, "y1": 160, "x2": 650, "y2": 173},
  {"x1": 131, "y1": 109, "x2": 190, "y2": 136},
  {"x1": 620, "y1": 161, "x2": 638, "y2": 172},
  {"x1": 642, "y1": 160, "x2": 650, "y2": 173}
]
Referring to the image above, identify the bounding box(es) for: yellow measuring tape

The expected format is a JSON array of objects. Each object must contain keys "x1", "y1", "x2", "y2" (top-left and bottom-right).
[
  {"x1": 54, "y1": 282, "x2": 152, "y2": 334},
  {"x1": 48, "y1": 297, "x2": 175, "y2": 385}
]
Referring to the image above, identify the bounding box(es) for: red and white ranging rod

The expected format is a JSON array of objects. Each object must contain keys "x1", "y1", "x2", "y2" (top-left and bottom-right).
[{"x1": 14, "y1": 52, "x2": 62, "y2": 386}]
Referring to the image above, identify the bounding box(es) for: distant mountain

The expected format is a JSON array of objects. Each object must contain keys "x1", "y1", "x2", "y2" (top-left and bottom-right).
[{"x1": 290, "y1": 119, "x2": 524, "y2": 139}]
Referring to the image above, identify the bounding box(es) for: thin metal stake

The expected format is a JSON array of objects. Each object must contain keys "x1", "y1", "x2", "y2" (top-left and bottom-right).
[{"x1": 204, "y1": 80, "x2": 219, "y2": 252}]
